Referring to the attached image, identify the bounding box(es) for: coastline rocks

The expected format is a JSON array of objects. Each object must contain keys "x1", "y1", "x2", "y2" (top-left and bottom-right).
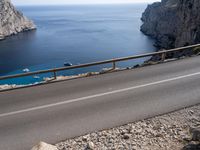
[
  {"x1": 0, "y1": 84, "x2": 20, "y2": 90},
  {"x1": 0, "y1": 0, "x2": 36, "y2": 40},
  {"x1": 0, "y1": 35, "x2": 4, "y2": 40},
  {"x1": 141, "y1": 0, "x2": 200, "y2": 49}
]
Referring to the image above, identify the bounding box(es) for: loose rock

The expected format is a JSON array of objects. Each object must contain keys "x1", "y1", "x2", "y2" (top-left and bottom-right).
[
  {"x1": 191, "y1": 128, "x2": 200, "y2": 141},
  {"x1": 31, "y1": 142, "x2": 58, "y2": 150},
  {"x1": 86, "y1": 141, "x2": 95, "y2": 150}
]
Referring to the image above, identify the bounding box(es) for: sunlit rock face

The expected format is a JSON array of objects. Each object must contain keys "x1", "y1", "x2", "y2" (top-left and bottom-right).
[
  {"x1": 0, "y1": 0, "x2": 36, "y2": 40},
  {"x1": 141, "y1": 0, "x2": 200, "y2": 49}
]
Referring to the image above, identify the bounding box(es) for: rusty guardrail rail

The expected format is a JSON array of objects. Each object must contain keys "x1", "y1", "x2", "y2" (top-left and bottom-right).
[{"x1": 0, "y1": 44, "x2": 200, "y2": 81}]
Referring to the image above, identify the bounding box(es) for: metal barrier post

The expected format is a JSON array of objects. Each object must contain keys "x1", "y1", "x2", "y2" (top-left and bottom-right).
[
  {"x1": 53, "y1": 70, "x2": 57, "y2": 80},
  {"x1": 113, "y1": 61, "x2": 116, "y2": 70},
  {"x1": 161, "y1": 52, "x2": 166, "y2": 61}
]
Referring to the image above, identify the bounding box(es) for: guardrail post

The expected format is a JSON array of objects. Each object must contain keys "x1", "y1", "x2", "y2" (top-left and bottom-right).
[
  {"x1": 161, "y1": 52, "x2": 166, "y2": 61},
  {"x1": 112, "y1": 61, "x2": 116, "y2": 70},
  {"x1": 53, "y1": 70, "x2": 57, "y2": 80}
]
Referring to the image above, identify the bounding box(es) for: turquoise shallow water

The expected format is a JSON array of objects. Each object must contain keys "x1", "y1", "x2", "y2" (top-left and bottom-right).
[{"x1": 0, "y1": 4, "x2": 156, "y2": 84}]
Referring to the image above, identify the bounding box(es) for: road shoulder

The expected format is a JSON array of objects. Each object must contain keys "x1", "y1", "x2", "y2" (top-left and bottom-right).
[{"x1": 56, "y1": 104, "x2": 200, "y2": 150}]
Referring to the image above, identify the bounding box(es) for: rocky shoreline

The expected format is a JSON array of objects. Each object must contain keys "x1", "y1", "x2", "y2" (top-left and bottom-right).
[{"x1": 0, "y1": 0, "x2": 36, "y2": 40}]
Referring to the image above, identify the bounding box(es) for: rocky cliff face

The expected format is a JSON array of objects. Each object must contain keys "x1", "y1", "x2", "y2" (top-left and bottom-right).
[
  {"x1": 0, "y1": 0, "x2": 35, "y2": 40},
  {"x1": 141, "y1": 0, "x2": 200, "y2": 49}
]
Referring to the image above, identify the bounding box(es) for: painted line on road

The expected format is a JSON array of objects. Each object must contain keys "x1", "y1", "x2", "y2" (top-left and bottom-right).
[{"x1": 1, "y1": 71, "x2": 200, "y2": 118}]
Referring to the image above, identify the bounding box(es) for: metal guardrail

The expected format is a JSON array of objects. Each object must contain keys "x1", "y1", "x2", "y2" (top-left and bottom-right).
[{"x1": 0, "y1": 44, "x2": 200, "y2": 81}]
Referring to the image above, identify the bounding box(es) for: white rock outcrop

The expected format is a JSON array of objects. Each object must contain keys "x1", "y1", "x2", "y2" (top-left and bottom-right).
[{"x1": 0, "y1": 0, "x2": 36, "y2": 40}]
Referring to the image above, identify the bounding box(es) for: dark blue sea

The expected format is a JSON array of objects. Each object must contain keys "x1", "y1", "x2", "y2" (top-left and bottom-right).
[{"x1": 0, "y1": 4, "x2": 156, "y2": 85}]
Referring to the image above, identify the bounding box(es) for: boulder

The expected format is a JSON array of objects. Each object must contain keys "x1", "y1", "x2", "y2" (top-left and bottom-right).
[
  {"x1": 31, "y1": 142, "x2": 58, "y2": 150},
  {"x1": 86, "y1": 141, "x2": 95, "y2": 150},
  {"x1": 191, "y1": 128, "x2": 200, "y2": 141}
]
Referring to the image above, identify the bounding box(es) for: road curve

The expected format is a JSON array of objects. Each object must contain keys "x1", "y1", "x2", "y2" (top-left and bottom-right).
[{"x1": 1, "y1": 56, "x2": 200, "y2": 150}]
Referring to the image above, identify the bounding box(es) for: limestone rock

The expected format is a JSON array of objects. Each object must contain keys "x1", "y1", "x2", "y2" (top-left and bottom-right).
[
  {"x1": 31, "y1": 142, "x2": 58, "y2": 150},
  {"x1": 0, "y1": 0, "x2": 36, "y2": 40},
  {"x1": 141, "y1": 0, "x2": 200, "y2": 49},
  {"x1": 86, "y1": 141, "x2": 95, "y2": 150}
]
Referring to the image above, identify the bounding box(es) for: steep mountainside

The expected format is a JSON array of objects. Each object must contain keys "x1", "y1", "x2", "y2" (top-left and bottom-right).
[
  {"x1": 0, "y1": 0, "x2": 35, "y2": 40},
  {"x1": 141, "y1": 0, "x2": 200, "y2": 49}
]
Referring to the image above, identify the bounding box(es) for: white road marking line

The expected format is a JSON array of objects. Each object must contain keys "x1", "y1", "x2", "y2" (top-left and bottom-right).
[{"x1": 1, "y1": 72, "x2": 200, "y2": 118}]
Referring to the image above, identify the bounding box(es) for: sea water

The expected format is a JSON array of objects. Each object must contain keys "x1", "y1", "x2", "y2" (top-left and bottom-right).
[{"x1": 0, "y1": 4, "x2": 156, "y2": 84}]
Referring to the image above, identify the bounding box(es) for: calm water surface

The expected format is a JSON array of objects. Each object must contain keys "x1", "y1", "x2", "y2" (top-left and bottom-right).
[{"x1": 0, "y1": 4, "x2": 156, "y2": 84}]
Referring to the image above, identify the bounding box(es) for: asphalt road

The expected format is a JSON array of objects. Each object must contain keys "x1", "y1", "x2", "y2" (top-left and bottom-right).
[{"x1": 1, "y1": 56, "x2": 200, "y2": 150}]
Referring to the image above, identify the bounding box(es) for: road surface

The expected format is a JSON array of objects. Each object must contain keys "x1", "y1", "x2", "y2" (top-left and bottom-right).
[{"x1": 1, "y1": 56, "x2": 200, "y2": 150}]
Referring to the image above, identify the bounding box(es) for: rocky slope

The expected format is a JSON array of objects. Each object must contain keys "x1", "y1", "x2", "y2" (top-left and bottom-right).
[
  {"x1": 0, "y1": 0, "x2": 35, "y2": 40},
  {"x1": 141, "y1": 0, "x2": 200, "y2": 49}
]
